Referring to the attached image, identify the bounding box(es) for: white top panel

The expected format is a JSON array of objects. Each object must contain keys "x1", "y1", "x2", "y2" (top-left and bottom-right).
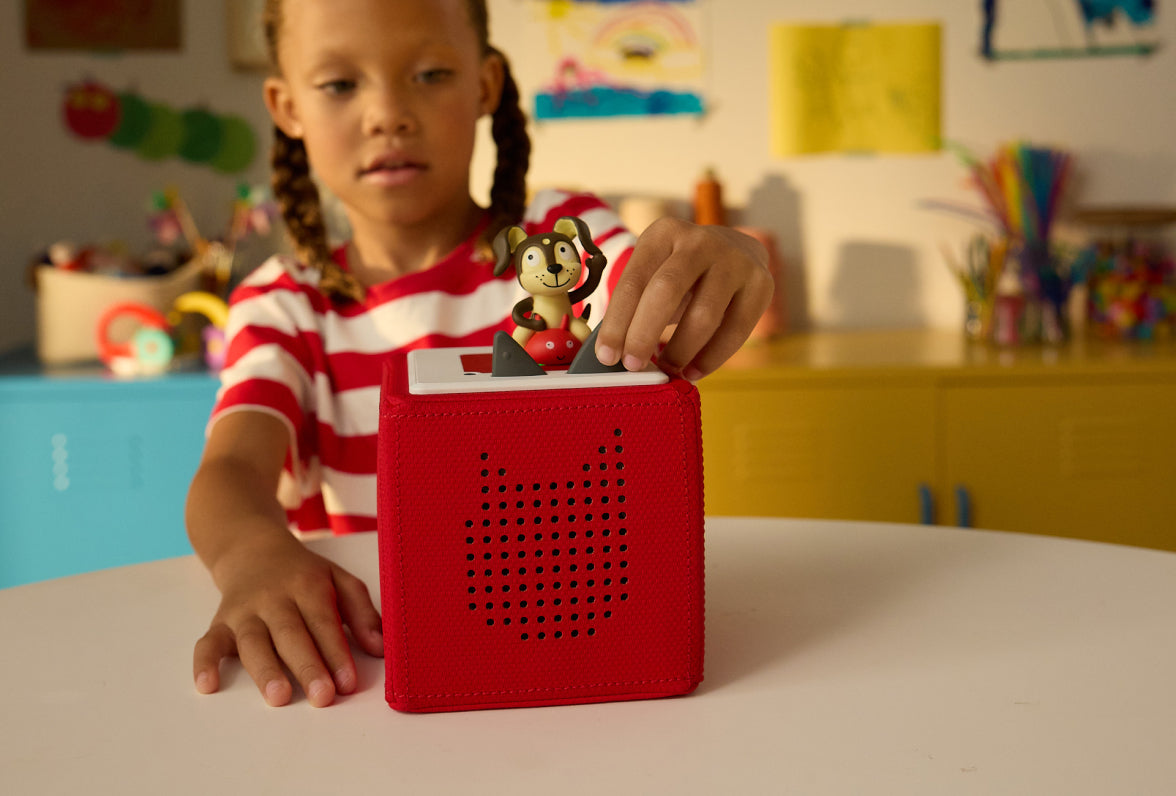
[{"x1": 407, "y1": 347, "x2": 669, "y2": 395}]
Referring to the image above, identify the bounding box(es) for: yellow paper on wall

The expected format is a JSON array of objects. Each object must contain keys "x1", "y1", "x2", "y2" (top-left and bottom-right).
[{"x1": 770, "y1": 22, "x2": 941, "y2": 156}]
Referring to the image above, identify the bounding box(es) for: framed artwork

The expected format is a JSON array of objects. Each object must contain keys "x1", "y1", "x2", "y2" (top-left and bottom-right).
[{"x1": 24, "y1": 0, "x2": 182, "y2": 51}]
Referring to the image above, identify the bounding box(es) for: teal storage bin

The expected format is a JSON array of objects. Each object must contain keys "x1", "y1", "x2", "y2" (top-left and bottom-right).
[{"x1": 0, "y1": 350, "x2": 218, "y2": 588}]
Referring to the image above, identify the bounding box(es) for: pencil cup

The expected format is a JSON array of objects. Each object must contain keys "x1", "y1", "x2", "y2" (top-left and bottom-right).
[
  {"x1": 376, "y1": 352, "x2": 706, "y2": 712},
  {"x1": 964, "y1": 298, "x2": 988, "y2": 342},
  {"x1": 989, "y1": 295, "x2": 1069, "y2": 346}
]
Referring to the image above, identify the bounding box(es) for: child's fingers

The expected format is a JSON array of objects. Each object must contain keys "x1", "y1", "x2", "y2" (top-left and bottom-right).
[
  {"x1": 264, "y1": 606, "x2": 339, "y2": 708},
  {"x1": 655, "y1": 268, "x2": 737, "y2": 376},
  {"x1": 598, "y1": 237, "x2": 701, "y2": 370},
  {"x1": 623, "y1": 223, "x2": 773, "y2": 379},
  {"x1": 333, "y1": 566, "x2": 385, "y2": 658},
  {"x1": 193, "y1": 623, "x2": 237, "y2": 694},
  {"x1": 234, "y1": 614, "x2": 296, "y2": 707},
  {"x1": 672, "y1": 284, "x2": 772, "y2": 380},
  {"x1": 659, "y1": 256, "x2": 773, "y2": 378},
  {"x1": 593, "y1": 273, "x2": 643, "y2": 367},
  {"x1": 593, "y1": 220, "x2": 681, "y2": 367},
  {"x1": 295, "y1": 584, "x2": 361, "y2": 697},
  {"x1": 623, "y1": 253, "x2": 703, "y2": 371}
]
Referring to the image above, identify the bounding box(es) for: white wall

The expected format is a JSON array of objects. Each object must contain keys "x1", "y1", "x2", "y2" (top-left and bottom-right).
[{"x1": 3, "y1": 1, "x2": 1174, "y2": 352}]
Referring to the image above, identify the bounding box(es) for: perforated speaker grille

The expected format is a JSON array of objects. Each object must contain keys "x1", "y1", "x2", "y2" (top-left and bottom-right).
[{"x1": 465, "y1": 431, "x2": 632, "y2": 641}]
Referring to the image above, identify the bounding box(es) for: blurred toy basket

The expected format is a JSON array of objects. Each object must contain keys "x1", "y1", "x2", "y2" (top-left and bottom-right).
[{"x1": 33, "y1": 258, "x2": 205, "y2": 365}]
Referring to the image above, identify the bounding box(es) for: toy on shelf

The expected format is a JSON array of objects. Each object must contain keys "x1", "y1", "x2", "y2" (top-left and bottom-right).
[
  {"x1": 171, "y1": 291, "x2": 230, "y2": 370},
  {"x1": 490, "y1": 216, "x2": 626, "y2": 377},
  {"x1": 1072, "y1": 206, "x2": 1176, "y2": 341},
  {"x1": 93, "y1": 290, "x2": 230, "y2": 377},
  {"x1": 95, "y1": 302, "x2": 176, "y2": 377}
]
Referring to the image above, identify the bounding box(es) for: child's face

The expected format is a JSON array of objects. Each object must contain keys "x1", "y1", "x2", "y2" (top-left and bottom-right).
[{"x1": 264, "y1": 0, "x2": 502, "y2": 234}]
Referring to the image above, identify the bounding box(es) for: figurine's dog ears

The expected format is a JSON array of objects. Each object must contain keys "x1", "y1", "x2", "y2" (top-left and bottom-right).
[{"x1": 492, "y1": 216, "x2": 595, "y2": 277}]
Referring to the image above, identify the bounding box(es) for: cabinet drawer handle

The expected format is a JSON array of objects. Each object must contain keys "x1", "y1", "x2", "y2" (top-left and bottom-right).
[
  {"x1": 955, "y1": 486, "x2": 972, "y2": 528},
  {"x1": 918, "y1": 483, "x2": 934, "y2": 525}
]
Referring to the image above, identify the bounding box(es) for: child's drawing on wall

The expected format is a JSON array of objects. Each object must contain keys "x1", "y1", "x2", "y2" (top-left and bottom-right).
[
  {"x1": 531, "y1": 0, "x2": 706, "y2": 120},
  {"x1": 980, "y1": 0, "x2": 1158, "y2": 60}
]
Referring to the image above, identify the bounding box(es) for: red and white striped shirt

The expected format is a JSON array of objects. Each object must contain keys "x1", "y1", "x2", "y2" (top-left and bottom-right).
[{"x1": 210, "y1": 190, "x2": 635, "y2": 535}]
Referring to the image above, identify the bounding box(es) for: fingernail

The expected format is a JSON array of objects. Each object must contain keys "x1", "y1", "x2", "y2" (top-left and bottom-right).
[
  {"x1": 623, "y1": 354, "x2": 645, "y2": 372},
  {"x1": 308, "y1": 679, "x2": 332, "y2": 704},
  {"x1": 683, "y1": 366, "x2": 703, "y2": 382},
  {"x1": 265, "y1": 680, "x2": 286, "y2": 704},
  {"x1": 596, "y1": 344, "x2": 618, "y2": 365},
  {"x1": 195, "y1": 671, "x2": 213, "y2": 693},
  {"x1": 334, "y1": 666, "x2": 355, "y2": 691}
]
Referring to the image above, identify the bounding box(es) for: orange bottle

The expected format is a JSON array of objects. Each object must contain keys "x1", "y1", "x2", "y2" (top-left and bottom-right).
[{"x1": 693, "y1": 168, "x2": 726, "y2": 226}]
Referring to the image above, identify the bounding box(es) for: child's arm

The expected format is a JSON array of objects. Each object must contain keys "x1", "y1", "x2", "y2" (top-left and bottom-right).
[
  {"x1": 593, "y1": 217, "x2": 774, "y2": 380},
  {"x1": 186, "y1": 411, "x2": 383, "y2": 708}
]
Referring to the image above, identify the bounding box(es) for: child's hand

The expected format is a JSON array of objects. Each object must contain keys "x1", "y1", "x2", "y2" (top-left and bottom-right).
[
  {"x1": 594, "y1": 217, "x2": 773, "y2": 380},
  {"x1": 193, "y1": 534, "x2": 383, "y2": 708}
]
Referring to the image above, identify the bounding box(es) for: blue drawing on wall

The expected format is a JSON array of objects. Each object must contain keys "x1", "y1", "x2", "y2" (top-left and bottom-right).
[{"x1": 980, "y1": 0, "x2": 1158, "y2": 60}]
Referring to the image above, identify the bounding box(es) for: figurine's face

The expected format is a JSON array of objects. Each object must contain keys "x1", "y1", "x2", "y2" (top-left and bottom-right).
[{"x1": 515, "y1": 235, "x2": 582, "y2": 297}]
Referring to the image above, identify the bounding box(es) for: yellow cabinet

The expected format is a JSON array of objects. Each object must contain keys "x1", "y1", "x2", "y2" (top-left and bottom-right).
[
  {"x1": 941, "y1": 378, "x2": 1176, "y2": 549},
  {"x1": 698, "y1": 330, "x2": 1176, "y2": 551},
  {"x1": 702, "y1": 377, "x2": 936, "y2": 523}
]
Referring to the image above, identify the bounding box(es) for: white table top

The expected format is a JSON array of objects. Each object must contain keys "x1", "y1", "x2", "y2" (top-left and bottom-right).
[{"x1": 3, "y1": 517, "x2": 1175, "y2": 794}]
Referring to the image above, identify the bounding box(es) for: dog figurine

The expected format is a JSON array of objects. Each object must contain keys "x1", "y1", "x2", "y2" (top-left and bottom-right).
[{"x1": 492, "y1": 216, "x2": 607, "y2": 369}]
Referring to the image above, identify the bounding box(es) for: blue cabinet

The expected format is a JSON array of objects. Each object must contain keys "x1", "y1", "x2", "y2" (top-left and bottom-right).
[{"x1": 0, "y1": 353, "x2": 218, "y2": 588}]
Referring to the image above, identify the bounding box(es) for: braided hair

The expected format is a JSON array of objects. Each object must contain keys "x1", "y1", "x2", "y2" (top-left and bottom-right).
[{"x1": 262, "y1": 0, "x2": 531, "y2": 302}]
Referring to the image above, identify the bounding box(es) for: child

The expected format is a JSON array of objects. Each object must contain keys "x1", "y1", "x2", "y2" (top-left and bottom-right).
[{"x1": 188, "y1": 0, "x2": 772, "y2": 708}]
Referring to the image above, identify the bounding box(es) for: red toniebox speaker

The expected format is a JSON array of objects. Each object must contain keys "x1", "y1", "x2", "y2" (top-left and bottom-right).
[{"x1": 377, "y1": 347, "x2": 705, "y2": 712}]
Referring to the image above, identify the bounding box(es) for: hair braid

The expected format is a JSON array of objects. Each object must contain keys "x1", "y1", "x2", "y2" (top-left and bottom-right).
[
  {"x1": 270, "y1": 127, "x2": 365, "y2": 302},
  {"x1": 264, "y1": 0, "x2": 362, "y2": 302},
  {"x1": 481, "y1": 48, "x2": 531, "y2": 256}
]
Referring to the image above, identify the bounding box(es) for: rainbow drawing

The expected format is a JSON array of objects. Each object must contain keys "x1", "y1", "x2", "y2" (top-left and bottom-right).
[{"x1": 533, "y1": 0, "x2": 705, "y2": 121}]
